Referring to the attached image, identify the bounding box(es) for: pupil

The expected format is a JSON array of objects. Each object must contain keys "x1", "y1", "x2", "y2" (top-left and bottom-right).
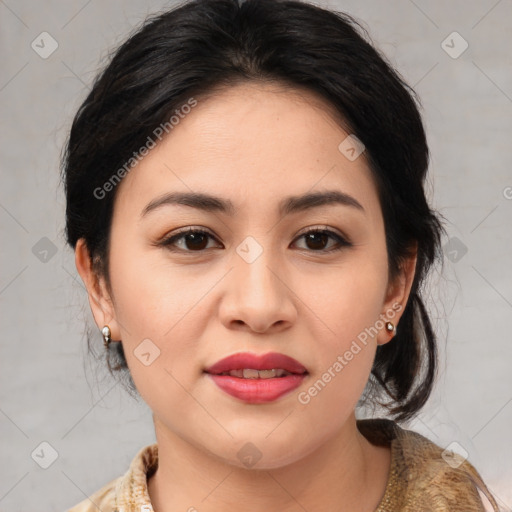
[
  {"x1": 186, "y1": 233, "x2": 207, "y2": 250},
  {"x1": 306, "y1": 232, "x2": 327, "y2": 250}
]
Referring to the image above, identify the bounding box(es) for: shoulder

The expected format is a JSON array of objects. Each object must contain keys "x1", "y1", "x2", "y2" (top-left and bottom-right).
[
  {"x1": 358, "y1": 418, "x2": 500, "y2": 512},
  {"x1": 392, "y1": 420, "x2": 500, "y2": 511},
  {"x1": 65, "y1": 442, "x2": 159, "y2": 512},
  {"x1": 65, "y1": 477, "x2": 119, "y2": 512}
]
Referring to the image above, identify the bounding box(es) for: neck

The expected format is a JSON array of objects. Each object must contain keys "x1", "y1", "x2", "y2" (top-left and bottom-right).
[{"x1": 147, "y1": 413, "x2": 391, "y2": 512}]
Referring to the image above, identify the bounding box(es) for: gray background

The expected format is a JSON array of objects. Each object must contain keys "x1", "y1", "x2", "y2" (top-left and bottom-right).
[{"x1": 1, "y1": 0, "x2": 511, "y2": 510}]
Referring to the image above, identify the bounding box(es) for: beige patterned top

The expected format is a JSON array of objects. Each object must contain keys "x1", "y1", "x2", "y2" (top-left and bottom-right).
[{"x1": 66, "y1": 418, "x2": 501, "y2": 512}]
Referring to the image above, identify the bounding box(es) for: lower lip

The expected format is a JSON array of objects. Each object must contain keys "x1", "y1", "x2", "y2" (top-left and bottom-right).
[{"x1": 205, "y1": 373, "x2": 307, "y2": 403}]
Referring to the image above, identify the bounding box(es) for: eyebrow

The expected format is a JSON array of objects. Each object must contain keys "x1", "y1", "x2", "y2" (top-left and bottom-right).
[{"x1": 140, "y1": 190, "x2": 365, "y2": 219}]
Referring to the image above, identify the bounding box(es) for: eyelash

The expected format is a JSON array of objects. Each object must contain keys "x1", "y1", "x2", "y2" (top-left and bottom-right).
[{"x1": 157, "y1": 226, "x2": 351, "y2": 254}]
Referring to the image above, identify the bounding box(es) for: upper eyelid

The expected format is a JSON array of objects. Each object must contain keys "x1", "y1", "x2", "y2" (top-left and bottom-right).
[{"x1": 296, "y1": 225, "x2": 345, "y2": 237}]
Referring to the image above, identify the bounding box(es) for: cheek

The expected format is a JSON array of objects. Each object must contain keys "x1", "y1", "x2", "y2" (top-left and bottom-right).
[
  {"x1": 106, "y1": 236, "x2": 216, "y2": 396},
  {"x1": 291, "y1": 252, "x2": 388, "y2": 407},
  {"x1": 304, "y1": 253, "x2": 389, "y2": 346},
  {"x1": 108, "y1": 231, "x2": 209, "y2": 339}
]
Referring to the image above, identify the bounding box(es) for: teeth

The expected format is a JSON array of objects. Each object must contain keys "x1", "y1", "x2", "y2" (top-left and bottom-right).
[
  {"x1": 218, "y1": 369, "x2": 293, "y2": 379},
  {"x1": 243, "y1": 369, "x2": 261, "y2": 379}
]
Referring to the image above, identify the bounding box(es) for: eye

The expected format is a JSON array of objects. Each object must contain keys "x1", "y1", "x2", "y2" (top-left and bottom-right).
[
  {"x1": 292, "y1": 227, "x2": 351, "y2": 252},
  {"x1": 158, "y1": 227, "x2": 220, "y2": 252},
  {"x1": 157, "y1": 226, "x2": 351, "y2": 253}
]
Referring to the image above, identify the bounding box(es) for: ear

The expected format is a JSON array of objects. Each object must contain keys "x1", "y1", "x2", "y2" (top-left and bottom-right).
[
  {"x1": 75, "y1": 238, "x2": 121, "y2": 341},
  {"x1": 377, "y1": 243, "x2": 418, "y2": 346}
]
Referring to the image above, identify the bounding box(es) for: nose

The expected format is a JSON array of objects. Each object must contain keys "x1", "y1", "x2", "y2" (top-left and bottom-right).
[{"x1": 219, "y1": 249, "x2": 297, "y2": 334}]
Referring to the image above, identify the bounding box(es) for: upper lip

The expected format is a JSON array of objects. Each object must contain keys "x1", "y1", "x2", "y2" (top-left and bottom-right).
[{"x1": 204, "y1": 351, "x2": 308, "y2": 375}]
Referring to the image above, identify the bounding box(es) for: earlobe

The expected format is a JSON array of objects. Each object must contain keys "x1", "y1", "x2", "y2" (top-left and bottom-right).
[{"x1": 377, "y1": 245, "x2": 418, "y2": 345}]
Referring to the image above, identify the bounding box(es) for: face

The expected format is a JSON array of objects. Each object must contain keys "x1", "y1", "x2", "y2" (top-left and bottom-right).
[{"x1": 77, "y1": 82, "x2": 414, "y2": 469}]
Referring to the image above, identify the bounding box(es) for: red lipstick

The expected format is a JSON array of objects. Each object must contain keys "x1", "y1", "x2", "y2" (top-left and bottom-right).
[{"x1": 204, "y1": 351, "x2": 308, "y2": 403}]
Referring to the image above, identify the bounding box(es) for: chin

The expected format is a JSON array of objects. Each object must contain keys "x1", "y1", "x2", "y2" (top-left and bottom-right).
[{"x1": 211, "y1": 434, "x2": 317, "y2": 471}]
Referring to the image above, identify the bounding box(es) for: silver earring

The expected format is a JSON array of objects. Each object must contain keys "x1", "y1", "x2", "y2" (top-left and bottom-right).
[
  {"x1": 102, "y1": 325, "x2": 112, "y2": 349},
  {"x1": 385, "y1": 321, "x2": 396, "y2": 334}
]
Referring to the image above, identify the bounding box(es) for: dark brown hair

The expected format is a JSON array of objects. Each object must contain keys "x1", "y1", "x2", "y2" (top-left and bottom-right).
[{"x1": 60, "y1": 0, "x2": 446, "y2": 422}]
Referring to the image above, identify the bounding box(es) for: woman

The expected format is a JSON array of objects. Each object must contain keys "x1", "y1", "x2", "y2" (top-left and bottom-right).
[{"x1": 62, "y1": 0, "x2": 501, "y2": 510}]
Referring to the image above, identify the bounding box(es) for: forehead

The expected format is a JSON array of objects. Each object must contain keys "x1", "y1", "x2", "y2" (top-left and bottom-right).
[{"x1": 113, "y1": 82, "x2": 380, "y2": 221}]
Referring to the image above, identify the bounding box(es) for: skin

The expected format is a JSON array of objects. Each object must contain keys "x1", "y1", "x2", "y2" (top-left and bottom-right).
[{"x1": 76, "y1": 82, "x2": 417, "y2": 512}]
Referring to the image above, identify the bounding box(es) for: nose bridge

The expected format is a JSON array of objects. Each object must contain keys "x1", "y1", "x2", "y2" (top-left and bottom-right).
[
  {"x1": 234, "y1": 236, "x2": 281, "y2": 304},
  {"x1": 221, "y1": 235, "x2": 296, "y2": 332}
]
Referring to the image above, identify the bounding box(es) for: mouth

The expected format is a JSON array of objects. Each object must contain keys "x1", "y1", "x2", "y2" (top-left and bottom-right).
[
  {"x1": 203, "y1": 351, "x2": 309, "y2": 403},
  {"x1": 210, "y1": 368, "x2": 303, "y2": 379},
  {"x1": 203, "y1": 351, "x2": 309, "y2": 378}
]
